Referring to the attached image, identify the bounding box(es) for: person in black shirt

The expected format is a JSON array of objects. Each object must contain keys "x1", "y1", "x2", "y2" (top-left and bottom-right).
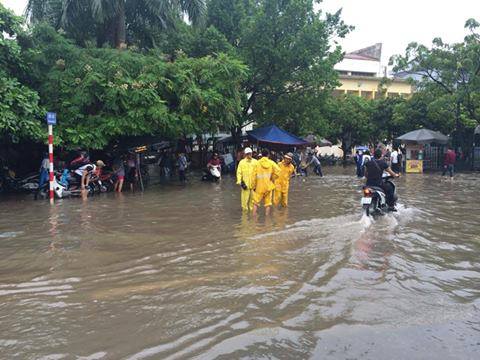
[{"x1": 364, "y1": 148, "x2": 400, "y2": 210}]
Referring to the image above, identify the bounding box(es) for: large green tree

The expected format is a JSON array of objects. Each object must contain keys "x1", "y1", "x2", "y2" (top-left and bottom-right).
[
  {"x1": 26, "y1": 24, "x2": 247, "y2": 149},
  {"x1": 323, "y1": 94, "x2": 373, "y2": 161},
  {"x1": 207, "y1": 0, "x2": 352, "y2": 143},
  {"x1": 0, "y1": 4, "x2": 43, "y2": 143},
  {"x1": 26, "y1": 0, "x2": 206, "y2": 48},
  {"x1": 391, "y1": 18, "x2": 480, "y2": 148}
]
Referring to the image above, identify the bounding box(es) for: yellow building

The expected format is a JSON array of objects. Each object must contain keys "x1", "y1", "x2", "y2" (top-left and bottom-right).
[{"x1": 333, "y1": 43, "x2": 413, "y2": 99}]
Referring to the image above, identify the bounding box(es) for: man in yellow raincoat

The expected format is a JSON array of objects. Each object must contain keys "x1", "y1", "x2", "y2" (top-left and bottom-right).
[
  {"x1": 274, "y1": 152, "x2": 295, "y2": 207},
  {"x1": 236, "y1": 147, "x2": 257, "y2": 211},
  {"x1": 252, "y1": 149, "x2": 280, "y2": 216}
]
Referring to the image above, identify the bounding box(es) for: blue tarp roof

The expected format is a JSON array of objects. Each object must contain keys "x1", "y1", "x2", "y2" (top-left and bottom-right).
[{"x1": 247, "y1": 125, "x2": 309, "y2": 146}]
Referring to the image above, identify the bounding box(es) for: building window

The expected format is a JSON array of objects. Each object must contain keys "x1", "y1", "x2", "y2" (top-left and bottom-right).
[
  {"x1": 387, "y1": 92, "x2": 399, "y2": 98},
  {"x1": 361, "y1": 91, "x2": 373, "y2": 100},
  {"x1": 351, "y1": 71, "x2": 376, "y2": 77},
  {"x1": 347, "y1": 90, "x2": 359, "y2": 96},
  {"x1": 332, "y1": 90, "x2": 345, "y2": 97}
]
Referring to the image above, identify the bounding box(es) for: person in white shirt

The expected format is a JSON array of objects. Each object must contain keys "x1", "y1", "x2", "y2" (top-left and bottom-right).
[
  {"x1": 390, "y1": 148, "x2": 401, "y2": 173},
  {"x1": 359, "y1": 150, "x2": 371, "y2": 177},
  {"x1": 74, "y1": 163, "x2": 96, "y2": 190}
]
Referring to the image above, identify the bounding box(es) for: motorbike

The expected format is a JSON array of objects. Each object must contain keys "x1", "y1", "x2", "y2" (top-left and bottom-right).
[
  {"x1": 202, "y1": 165, "x2": 221, "y2": 182},
  {"x1": 361, "y1": 174, "x2": 397, "y2": 216},
  {"x1": 96, "y1": 171, "x2": 116, "y2": 192},
  {"x1": 0, "y1": 166, "x2": 40, "y2": 194},
  {"x1": 35, "y1": 170, "x2": 94, "y2": 199}
]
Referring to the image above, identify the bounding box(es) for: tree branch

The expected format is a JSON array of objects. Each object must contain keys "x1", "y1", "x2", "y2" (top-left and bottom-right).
[{"x1": 425, "y1": 70, "x2": 453, "y2": 94}]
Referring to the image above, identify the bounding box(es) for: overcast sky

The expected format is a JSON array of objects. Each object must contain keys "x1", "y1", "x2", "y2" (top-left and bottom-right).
[
  {"x1": 2, "y1": 0, "x2": 478, "y2": 64},
  {"x1": 320, "y1": 0, "x2": 478, "y2": 64}
]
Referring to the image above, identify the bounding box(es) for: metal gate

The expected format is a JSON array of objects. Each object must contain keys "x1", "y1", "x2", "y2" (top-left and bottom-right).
[{"x1": 423, "y1": 145, "x2": 444, "y2": 170}]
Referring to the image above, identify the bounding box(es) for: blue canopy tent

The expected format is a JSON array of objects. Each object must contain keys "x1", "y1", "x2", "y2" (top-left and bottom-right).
[{"x1": 247, "y1": 125, "x2": 309, "y2": 148}]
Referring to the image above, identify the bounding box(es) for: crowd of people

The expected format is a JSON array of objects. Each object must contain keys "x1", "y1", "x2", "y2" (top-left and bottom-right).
[
  {"x1": 236, "y1": 148, "x2": 295, "y2": 215},
  {"x1": 354, "y1": 147, "x2": 403, "y2": 179},
  {"x1": 29, "y1": 141, "x2": 461, "y2": 205},
  {"x1": 38, "y1": 151, "x2": 143, "y2": 194}
]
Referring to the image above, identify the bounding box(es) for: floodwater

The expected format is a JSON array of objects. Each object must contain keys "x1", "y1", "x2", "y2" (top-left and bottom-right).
[{"x1": 0, "y1": 168, "x2": 479, "y2": 359}]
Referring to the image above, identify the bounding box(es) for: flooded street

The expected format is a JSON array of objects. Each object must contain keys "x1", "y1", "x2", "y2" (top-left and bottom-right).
[{"x1": 1, "y1": 168, "x2": 479, "y2": 359}]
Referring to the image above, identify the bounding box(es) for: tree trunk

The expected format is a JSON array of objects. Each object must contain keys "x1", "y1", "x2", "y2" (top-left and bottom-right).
[
  {"x1": 231, "y1": 126, "x2": 243, "y2": 151},
  {"x1": 115, "y1": 0, "x2": 127, "y2": 49},
  {"x1": 341, "y1": 142, "x2": 348, "y2": 164}
]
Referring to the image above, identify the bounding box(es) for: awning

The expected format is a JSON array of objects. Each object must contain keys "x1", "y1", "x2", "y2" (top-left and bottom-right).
[{"x1": 247, "y1": 125, "x2": 309, "y2": 146}]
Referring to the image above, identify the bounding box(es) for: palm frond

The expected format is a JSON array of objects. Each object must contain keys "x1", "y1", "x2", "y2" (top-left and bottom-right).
[
  {"x1": 179, "y1": 0, "x2": 206, "y2": 26},
  {"x1": 91, "y1": 0, "x2": 121, "y2": 22}
]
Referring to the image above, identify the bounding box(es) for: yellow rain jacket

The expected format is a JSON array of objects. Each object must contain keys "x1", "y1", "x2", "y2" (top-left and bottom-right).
[
  {"x1": 252, "y1": 157, "x2": 280, "y2": 194},
  {"x1": 275, "y1": 160, "x2": 295, "y2": 193},
  {"x1": 236, "y1": 158, "x2": 257, "y2": 189}
]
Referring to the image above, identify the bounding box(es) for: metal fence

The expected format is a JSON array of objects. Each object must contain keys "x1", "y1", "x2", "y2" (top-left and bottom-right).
[{"x1": 423, "y1": 145, "x2": 445, "y2": 170}]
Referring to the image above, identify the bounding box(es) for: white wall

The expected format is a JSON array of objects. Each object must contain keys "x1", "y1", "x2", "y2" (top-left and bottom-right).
[{"x1": 334, "y1": 58, "x2": 382, "y2": 76}]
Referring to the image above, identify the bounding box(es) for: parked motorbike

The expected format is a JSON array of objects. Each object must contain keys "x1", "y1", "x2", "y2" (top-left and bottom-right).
[
  {"x1": 35, "y1": 170, "x2": 93, "y2": 199},
  {"x1": 97, "y1": 171, "x2": 116, "y2": 192},
  {"x1": 201, "y1": 165, "x2": 221, "y2": 182},
  {"x1": 0, "y1": 166, "x2": 40, "y2": 194},
  {"x1": 361, "y1": 174, "x2": 397, "y2": 216}
]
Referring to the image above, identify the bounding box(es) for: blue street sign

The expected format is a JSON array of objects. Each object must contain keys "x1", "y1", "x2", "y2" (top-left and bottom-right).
[{"x1": 46, "y1": 112, "x2": 57, "y2": 125}]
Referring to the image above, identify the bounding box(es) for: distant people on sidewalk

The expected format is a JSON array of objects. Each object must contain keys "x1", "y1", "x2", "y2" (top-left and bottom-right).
[
  {"x1": 355, "y1": 150, "x2": 363, "y2": 178},
  {"x1": 390, "y1": 147, "x2": 402, "y2": 173},
  {"x1": 177, "y1": 153, "x2": 188, "y2": 182},
  {"x1": 442, "y1": 146, "x2": 456, "y2": 178},
  {"x1": 126, "y1": 153, "x2": 137, "y2": 191},
  {"x1": 39, "y1": 153, "x2": 49, "y2": 188},
  {"x1": 113, "y1": 161, "x2": 125, "y2": 192},
  {"x1": 307, "y1": 151, "x2": 323, "y2": 177},
  {"x1": 361, "y1": 150, "x2": 371, "y2": 177}
]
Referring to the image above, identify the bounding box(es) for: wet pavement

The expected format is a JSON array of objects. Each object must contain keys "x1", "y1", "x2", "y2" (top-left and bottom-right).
[{"x1": 0, "y1": 168, "x2": 479, "y2": 359}]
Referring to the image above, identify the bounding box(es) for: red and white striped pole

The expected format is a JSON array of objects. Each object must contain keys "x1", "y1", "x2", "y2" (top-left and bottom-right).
[{"x1": 48, "y1": 123, "x2": 54, "y2": 204}]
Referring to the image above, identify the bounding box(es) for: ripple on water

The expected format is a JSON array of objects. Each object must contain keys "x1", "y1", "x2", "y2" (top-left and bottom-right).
[{"x1": 0, "y1": 170, "x2": 479, "y2": 359}]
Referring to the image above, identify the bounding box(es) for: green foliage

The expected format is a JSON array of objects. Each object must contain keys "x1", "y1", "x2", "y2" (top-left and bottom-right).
[
  {"x1": 25, "y1": 25, "x2": 246, "y2": 149},
  {"x1": 391, "y1": 18, "x2": 480, "y2": 147},
  {"x1": 207, "y1": 0, "x2": 352, "y2": 139},
  {"x1": 370, "y1": 97, "x2": 406, "y2": 142},
  {"x1": 0, "y1": 4, "x2": 44, "y2": 142},
  {"x1": 324, "y1": 94, "x2": 373, "y2": 156},
  {"x1": 26, "y1": 0, "x2": 207, "y2": 48},
  {"x1": 0, "y1": 76, "x2": 44, "y2": 142}
]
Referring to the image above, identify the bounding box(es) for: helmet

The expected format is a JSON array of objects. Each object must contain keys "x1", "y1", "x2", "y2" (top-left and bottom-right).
[{"x1": 244, "y1": 147, "x2": 253, "y2": 154}]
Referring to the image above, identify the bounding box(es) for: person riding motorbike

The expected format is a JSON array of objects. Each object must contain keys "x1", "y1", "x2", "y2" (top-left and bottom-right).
[
  {"x1": 364, "y1": 148, "x2": 399, "y2": 211},
  {"x1": 207, "y1": 152, "x2": 222, "y2": 179}
]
